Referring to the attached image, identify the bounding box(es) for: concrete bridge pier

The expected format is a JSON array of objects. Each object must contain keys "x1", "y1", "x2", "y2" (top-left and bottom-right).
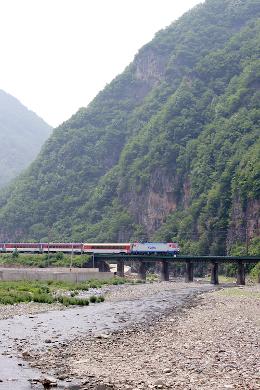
[
  {"x1": 236, "y1": 262, "x2": 245, "y2": 285},
  {"x1": 185, "y1": 261, "x2": 194, "y2": 282},
  {"x1": 210, "y1": 262, "x2": 219, "y2": 285},
  {"x1": 117, "y1": 260, "x2": 124, "y2": 277},
  {"x1": 97, "y1": 259, "x2": 110, "y2": 272},
  {"x1": 160, "y1": 261, "x2": 169, "y2": 281},
  {"x1": 138, "y1": 261, "x2": 146, "y2": 281}
]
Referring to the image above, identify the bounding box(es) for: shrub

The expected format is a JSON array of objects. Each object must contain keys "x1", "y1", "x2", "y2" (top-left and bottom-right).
[
  {"x1": 250, "y1": 263, "x2": 260, "y2": 282},
  {"x1": 116, "y1": 278, "x2": 125, "y2": 285},
  {"x1": 38, "y1": 262, "x2": 47, "y2": 268},
  {"x1": 147, "y1": 273, "x2": 158, "y2": 282},
  {"x1": 55, "y1": 252, "x2": 64, "y2": 260},
  {"x1": 89, "y1": 295, "x2": 97, "y2": 303},
  {"x1": 32, "y1": 293, "x2": 54, "y2": 304},
  {"x1": 38, "y1": 286, "x2": 50, "y2": 294},
  {"x1": 0, "y1": 295, "x2": 16, "y2": 305},
  {"x1": 66, "y1": 297, "x2": 77, "y2": 305},
  {"x1": 56, "y1": 295, "x2": 90, "y2": 306},
  {"x1": 75, "y1": 283, "x2": 89, "y2": 291},
  {"x1": 57, "y1": 296, "x2": 70, "y2": 306},
  {"x1": 221, "y1": 263, "x2": 237, "y2": 277},
  {"x1": 0, "y1": 290, "x2": 32, "y2": 305},
  {"x1": 75, "y1": 298, "x2": 89, "y2": 306}
]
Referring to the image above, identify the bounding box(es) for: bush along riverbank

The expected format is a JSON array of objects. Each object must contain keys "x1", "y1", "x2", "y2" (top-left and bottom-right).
[
  {"x1": 0, "y1": 278, "x2": 127, "y2": 306},
  {"x1": 0, "y1": 252, "x2": 91, "y2": 268}
]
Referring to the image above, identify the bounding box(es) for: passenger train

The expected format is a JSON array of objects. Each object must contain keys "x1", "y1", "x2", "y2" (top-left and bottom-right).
[{"x1": 0, "y1": 242, "x2": 180, "y2": 255}]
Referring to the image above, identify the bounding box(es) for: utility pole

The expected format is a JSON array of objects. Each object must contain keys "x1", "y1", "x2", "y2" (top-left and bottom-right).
[
  {"x1": 70, "y1": 243, "x2": 74, "y2": 270},
  {"x1": 245, "y1": 204, "x2": 249, "y2": 256},
  {"x1": 47, "y1": 227, "x2": 51, "y2": 267},
  {"x1": 245, "y1": 221, "x2": 249, "y2": 256}
]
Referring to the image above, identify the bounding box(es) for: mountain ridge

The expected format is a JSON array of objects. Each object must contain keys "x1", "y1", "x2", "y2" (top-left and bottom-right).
[
  {"x1": 0, "y1": 89, "x2": 52, "y2": 188},
  {"x1": 0, "y1": 0, "x2": 259, "y2": 255}
]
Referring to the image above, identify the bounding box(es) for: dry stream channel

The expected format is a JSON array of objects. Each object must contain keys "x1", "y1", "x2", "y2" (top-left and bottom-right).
[{"x1": 0, "y1": 282, "x2": 224, "y2": 389}]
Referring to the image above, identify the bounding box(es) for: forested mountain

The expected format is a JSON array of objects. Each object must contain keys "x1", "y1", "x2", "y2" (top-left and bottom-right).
[
  {"x1": 0, "y1": 0, "x2": 259, "y2": 255},
  {"x1": 0, "y1": 90, "x2": 52, "y2": 188}
]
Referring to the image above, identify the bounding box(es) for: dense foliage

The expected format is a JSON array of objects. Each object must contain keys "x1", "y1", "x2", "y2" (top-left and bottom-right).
[
  {"x1": 0, "y1": 0, "x2": 259, "y2": 255},
  {"x1": 0, "y1": 90, "x2": 52, "y2": 188},
  {"x1": 0, "y1": 252, "x2": 91, "y2": 268},
  {"x1": 250, "y1": 262, "x2": 260, "y2": 282}
]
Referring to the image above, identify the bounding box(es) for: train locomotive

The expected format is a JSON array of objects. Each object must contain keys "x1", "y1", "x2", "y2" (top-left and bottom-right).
[{"x1": 0, "y1": 242, "x2": 180, "y2": 255}]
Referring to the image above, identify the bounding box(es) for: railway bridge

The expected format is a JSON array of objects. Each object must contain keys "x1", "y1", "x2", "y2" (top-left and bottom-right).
[{"x1": 94, "y1": 254, "x2": 260, "y2": 285}]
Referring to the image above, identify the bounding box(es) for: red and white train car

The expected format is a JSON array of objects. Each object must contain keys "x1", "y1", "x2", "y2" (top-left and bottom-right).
[
  {"x1": 1, "y1": 243, "x2": 41, "y2": 253},
  {"x1": 43, "y1": 243, "x2": 83, "y2": 253},
  {"x1": 83, "y1": 243, "x2": 131, "y2": 254},
  {"x1": 0, "y1": 243, "x2": 83, "y2": 253},
  {"x1": 0, "y1": 242, "x2": 180, "y2": 255}
]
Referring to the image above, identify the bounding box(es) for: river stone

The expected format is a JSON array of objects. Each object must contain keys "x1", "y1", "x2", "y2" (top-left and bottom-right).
[
  {"x1": 40, "y1": 375, "x2": 57, "y2": 387},
  {"x1": 154, "y1": 379, "x2": 166, "y2": 386},
  {"x1": 22, "y1": 350, "x2": 31, "y2": 358},
  {"x1": 163, "y1": 368, "x2": 171, "y2": 373}
]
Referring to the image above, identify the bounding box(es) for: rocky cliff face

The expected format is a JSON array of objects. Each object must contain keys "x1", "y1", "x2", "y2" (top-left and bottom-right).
[
  {"x1": 121, "y1": 169, "x2": 177, "y2": 236},
  {"x1": 134, "y1": 47, "x2": 167, "y2": 87},
  {"x1": 228, "y1": 198, "x2": 260, "y2": 247}
]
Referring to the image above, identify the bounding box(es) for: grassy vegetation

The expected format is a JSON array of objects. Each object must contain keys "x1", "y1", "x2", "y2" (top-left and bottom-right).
[
  {"x1": 146, "y1": 273, "x2": 159, "y2": 282},
  {"x1": 217, "y1": 287, "x2": 260, "y2": 299},
  {"x1": 0, "y1": 277, "x2": 127, "y2": 306},
  {"x1": 204, "y1": 275, "x2": 237, "y2": 283}
]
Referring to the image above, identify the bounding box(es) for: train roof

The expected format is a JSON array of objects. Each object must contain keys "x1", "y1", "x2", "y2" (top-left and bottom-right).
[
  {"x1": 83, "y1": 243, "x2": 131, "y2": 245},
  {"x1": 133, "y1": 242, "x2": 178, "y2": 244}
]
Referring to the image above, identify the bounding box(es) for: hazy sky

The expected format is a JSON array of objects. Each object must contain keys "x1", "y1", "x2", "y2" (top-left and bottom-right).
[{"x1": 0, "y1": 0, "x2": 202, "y2": 127}]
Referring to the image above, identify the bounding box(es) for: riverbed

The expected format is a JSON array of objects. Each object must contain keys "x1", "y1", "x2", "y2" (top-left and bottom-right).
[
  {"x1": 0, "y1": 281, "x2": 215, "y2": 389},
  {"x1": 0, "y1": 281, "x2": 259, "y2": 389}
]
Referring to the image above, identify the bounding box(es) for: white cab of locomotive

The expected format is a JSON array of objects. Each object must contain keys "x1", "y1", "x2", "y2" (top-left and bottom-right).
[{"x1": 131, "y1": 242, "x2": 179, "y2": 254}]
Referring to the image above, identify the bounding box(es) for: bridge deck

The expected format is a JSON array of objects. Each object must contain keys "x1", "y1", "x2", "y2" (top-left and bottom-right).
[{"x1": 94, "y1": 254, "x2": 260, "y2": 263}]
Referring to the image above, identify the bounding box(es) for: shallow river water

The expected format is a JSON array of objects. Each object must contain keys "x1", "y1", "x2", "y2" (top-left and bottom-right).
[{"x1": 0, "y1": 283, "x2": 218, "y2": 389}]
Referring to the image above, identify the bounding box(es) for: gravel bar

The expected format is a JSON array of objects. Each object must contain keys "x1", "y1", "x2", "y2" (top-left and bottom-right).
[
  {"x1": 23, "y1": 283, "x2": 260, "y2": 389},
  {"x1": 0, "y1": 281, "x2": 259, "y2": 389}
]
